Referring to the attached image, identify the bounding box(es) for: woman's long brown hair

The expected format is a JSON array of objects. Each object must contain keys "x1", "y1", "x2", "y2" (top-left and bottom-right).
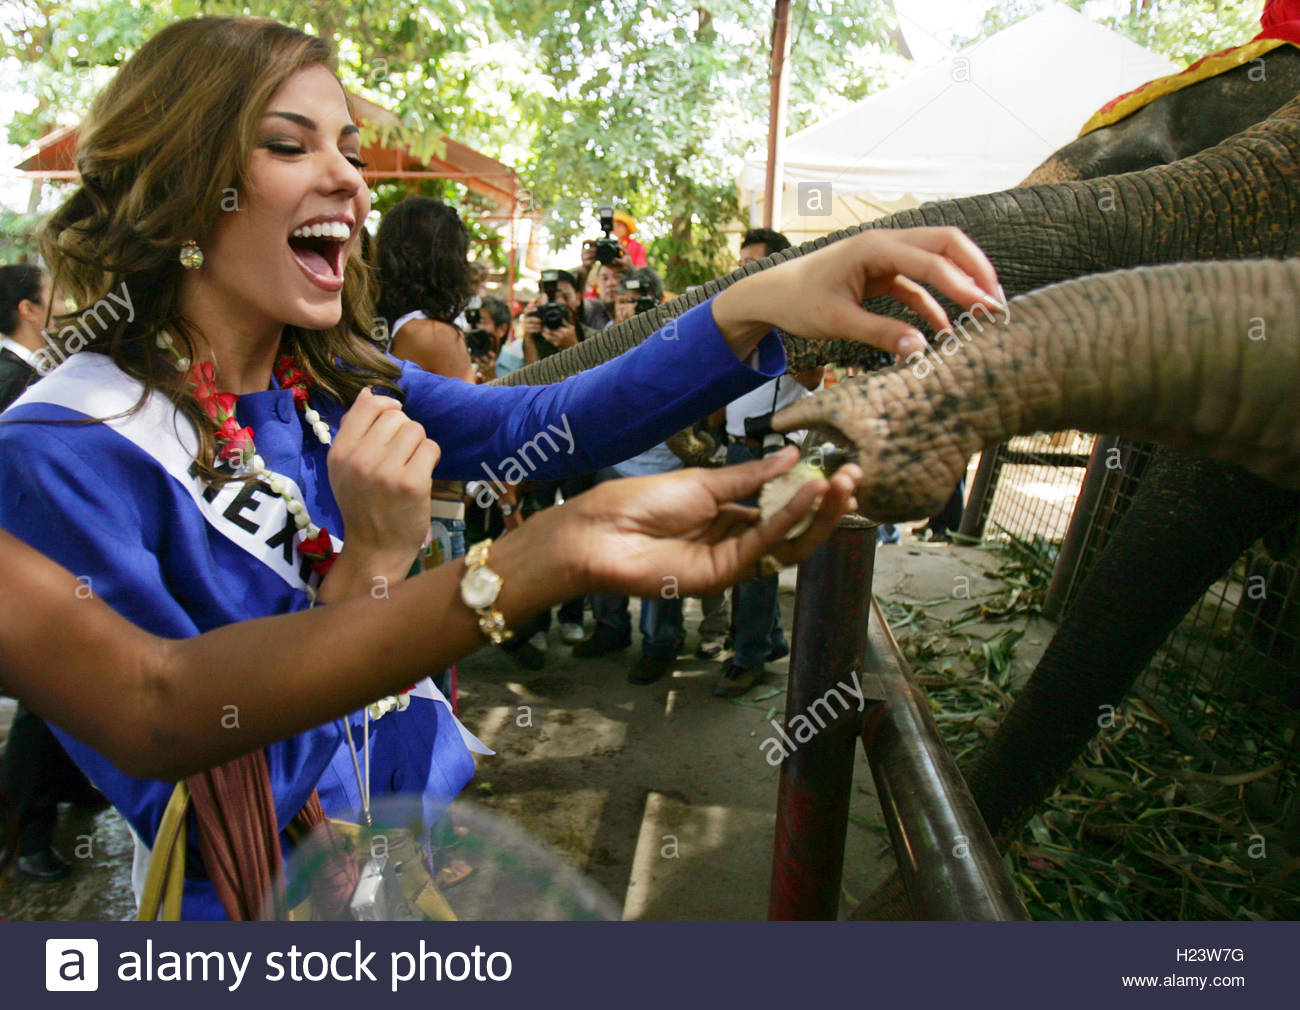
[{"x1": 39, "y1": 16, "x2": 402, "y2": 484}]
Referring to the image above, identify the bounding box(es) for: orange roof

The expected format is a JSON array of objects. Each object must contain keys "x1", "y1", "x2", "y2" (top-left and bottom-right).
[{"x1": 16, "y1": 91, "x2": 523, "y2": 209}]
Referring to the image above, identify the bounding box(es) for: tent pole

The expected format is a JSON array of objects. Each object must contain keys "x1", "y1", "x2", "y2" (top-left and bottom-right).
[{"x1": 762, "y1": 0, "x2": 793, "y2": 230}]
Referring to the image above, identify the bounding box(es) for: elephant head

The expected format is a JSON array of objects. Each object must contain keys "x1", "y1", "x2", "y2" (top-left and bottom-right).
[{"x1": 1021, "y1": 45, "x2": 1300, "y2": 185}]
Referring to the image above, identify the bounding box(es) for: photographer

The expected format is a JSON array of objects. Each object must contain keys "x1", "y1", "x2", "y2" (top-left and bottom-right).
[
  {"x1": 522, "y1": 268, "x2": 607, "y2": 364},
  {"x1": 463, "y1": 294, "x2": 511, "y2": 383},
  {"x1": 577, "y1": 205, "x2": 638, "y2": 301},
  {"x1": 509, "y1": 269, "x2": 610, "y2": 666},
  {"x1": 581, "y1": 207, "x2": 643, "y2": 270},
  {"x1": 612, "y1": 266, "x2": 664, "y2": 325},
  {"x1": 594, "y1": 263, "x2": 628, "y2": 327}
]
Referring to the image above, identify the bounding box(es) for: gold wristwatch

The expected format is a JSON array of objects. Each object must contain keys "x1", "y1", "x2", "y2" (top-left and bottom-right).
[{"x1": 461, "y1": 539, "x2": 513, "y2": 643}]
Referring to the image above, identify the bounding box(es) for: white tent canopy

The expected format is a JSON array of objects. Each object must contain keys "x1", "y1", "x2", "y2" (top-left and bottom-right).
[{"x1": 739, "y1": 4, "x2": 1179, "y2": 242}]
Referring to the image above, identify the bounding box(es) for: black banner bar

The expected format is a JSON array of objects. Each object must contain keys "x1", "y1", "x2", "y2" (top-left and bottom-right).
[{"x1": 9, "y1": 921, "x2": 1292, "y2": 1008}]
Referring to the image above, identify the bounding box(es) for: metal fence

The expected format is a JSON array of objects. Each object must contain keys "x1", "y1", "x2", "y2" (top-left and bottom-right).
[{"x1": 958, "y1": 432, "x2": 1095, "y2": 579}]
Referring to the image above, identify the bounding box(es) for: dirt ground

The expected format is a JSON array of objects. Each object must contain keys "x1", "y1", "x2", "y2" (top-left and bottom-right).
[{"x1": 0, "y1": 534, "x2": 1052, "y2": 922}]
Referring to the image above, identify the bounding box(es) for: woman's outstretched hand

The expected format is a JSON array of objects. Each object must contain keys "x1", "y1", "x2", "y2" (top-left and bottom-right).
[
  {"x1": 711, "y1": 226, "x2": 1005, "y2": 361},
  {"x1": 558, "y1": 447, "x2": 862, "y2": 599}
]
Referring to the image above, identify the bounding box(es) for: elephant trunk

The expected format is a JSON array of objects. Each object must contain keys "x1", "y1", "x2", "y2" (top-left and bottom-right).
[
  {"x1": 498, "y1": 95, "x2": 1300, "y2": 387},
  {"x1": 771, "y1": 259, "x2": 1300, "y2": 519}
]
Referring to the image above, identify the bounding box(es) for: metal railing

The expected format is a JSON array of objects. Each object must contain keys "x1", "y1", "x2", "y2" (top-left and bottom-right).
[{"x1": 767, "y1": 517, "x2": 1027, "y2": 921}]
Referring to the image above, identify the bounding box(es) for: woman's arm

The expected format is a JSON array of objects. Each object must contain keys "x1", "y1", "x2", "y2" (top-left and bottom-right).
[
  {"x1": 711, "y1": 226, "x2": 1004, "y2": 361},
  {"x1": 405, "y1": 294, "x2": 787, "y2": 482},
  {"x1": 0, "y1": 450, "x2": 857, "y2": 782},
  {"x1": 405, "y1": 228, "x2": 1005, "y2": 485}
]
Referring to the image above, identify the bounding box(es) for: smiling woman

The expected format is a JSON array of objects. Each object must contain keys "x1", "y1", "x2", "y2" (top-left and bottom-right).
[
  {"x1": 41, "y1": 18, "x2": 400, "y2": 485},
  {"x1": 0, "y1": 15, "x2": 1002, "y2": 921}
]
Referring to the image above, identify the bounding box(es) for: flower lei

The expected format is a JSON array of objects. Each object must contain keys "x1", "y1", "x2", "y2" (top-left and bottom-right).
[
  {"x1": 157, "y1": 333, "x2": 338, "y2": 578},
  {"x1": 160, "y1": 337, "x2": 417, "y2": 729}
]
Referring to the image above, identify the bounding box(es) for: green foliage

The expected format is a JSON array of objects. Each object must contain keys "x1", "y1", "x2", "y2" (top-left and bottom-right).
[
  {"x1": 0, "y1": 206, "x2": 44, "y2": 262},
  {"x1": 5, "y1": 1, "x2": 1271, "y2": 285},
  {"x1": 492, "y1": 1, "x2": 906, "y2": 289},
  {"x1": 1, "y1": 2, "x2": 173, "y2": 146},
  {"x1": 883, "y1": 537, "x2": 1297, "y2": 920},
  {"x1": 972, "y1": 1, "x2": 1268, "y2": 67},
  {"x1": 1, "y1": 0, "x2": 907, "y2": 289}
]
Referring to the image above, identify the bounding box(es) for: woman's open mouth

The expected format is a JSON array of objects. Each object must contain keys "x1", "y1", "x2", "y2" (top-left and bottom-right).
[{"x1": 288, "y1": 219, "x2": 351, "y2": 293}]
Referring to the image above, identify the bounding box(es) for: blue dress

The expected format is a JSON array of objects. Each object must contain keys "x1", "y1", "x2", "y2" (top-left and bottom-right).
[{"x1": 0, "y1": 297, "x2": 784, "y2": 918}]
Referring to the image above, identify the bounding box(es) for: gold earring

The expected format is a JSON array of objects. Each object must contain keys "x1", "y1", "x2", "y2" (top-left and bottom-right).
[{"x1": 179, "y1": 240, "x2": 204, "y2": 270}]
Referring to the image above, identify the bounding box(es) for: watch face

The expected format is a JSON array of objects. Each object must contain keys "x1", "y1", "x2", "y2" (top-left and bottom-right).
[{"x1": 462, "y1": 565, "x2": 503, "y2": 609}]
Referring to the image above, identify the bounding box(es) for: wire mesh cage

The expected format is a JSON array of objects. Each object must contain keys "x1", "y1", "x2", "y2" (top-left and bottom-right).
[
  {"x1": 960, "y1": 432, "x2": 1096, "y2": 581},
  {"x1": 1012, "y1": 436, "x2": 1298, "y2": 824},
  {"x1": 1049, "y1": 438, "x2": 1157, "y2": 612},
  {"x1": 1136, "y1": 518, "x2": 1300, "y2": 814},
  {"x1": 954, "y1": 435, "x2": 1300, "y2": 913}
]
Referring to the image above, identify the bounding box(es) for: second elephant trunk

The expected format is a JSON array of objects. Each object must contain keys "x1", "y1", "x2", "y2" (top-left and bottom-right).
[{"x1": 772, "y1": 258, "x2": 1300, "y2": 518}]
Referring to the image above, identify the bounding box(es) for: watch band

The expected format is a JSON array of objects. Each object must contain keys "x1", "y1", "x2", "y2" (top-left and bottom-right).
[{"x1": 461, "y1": 539, "x2": 514, "y2": 644}]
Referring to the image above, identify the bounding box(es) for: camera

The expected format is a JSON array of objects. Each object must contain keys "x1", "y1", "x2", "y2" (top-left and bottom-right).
[
  {"x1": 463, "y1": 296, "x2": 495, "y2": 359},
  {"x1": 623, "y1": 277, "x2": 657, "y2": 315},
  {"x1": 535, "y1": 269, "x2": 569, "y2": 330},
  {"x1": 592, "y1": 205, "x2": 623, "y2": 266}
]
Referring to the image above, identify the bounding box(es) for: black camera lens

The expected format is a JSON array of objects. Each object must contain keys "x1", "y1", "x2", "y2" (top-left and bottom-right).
[
  {"x1": 466, "y1": 328, "x2": 494, "y2": 358},
  {"x1": 540, "y1": 301, "x2": 568, "y2": 330},
  {"x1": 594, "y1": 235, "x2": 622, "y2": 266}
]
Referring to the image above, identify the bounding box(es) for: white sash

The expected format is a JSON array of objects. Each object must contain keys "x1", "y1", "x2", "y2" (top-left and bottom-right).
[{"x1": 10, "y1": 353, "x2": 337, "y2": 592}]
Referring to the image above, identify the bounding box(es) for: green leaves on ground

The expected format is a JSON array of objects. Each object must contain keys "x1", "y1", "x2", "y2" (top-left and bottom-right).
[{"x1": 885, "y1": 537, "x2": 1298, "y2": 920}]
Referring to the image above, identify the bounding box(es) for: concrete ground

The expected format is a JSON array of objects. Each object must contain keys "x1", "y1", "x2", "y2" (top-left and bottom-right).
[{"x1": 0, "y1": 534, "x2": 1051, "y2": 921}]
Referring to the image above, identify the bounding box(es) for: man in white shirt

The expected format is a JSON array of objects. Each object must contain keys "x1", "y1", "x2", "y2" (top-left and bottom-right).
[{"x1": 0, "y1": 265, "x2": 51, "y2": 406}]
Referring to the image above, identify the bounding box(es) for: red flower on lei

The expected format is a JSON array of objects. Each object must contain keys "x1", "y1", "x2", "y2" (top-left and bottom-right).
[
  {"x1": 297, "y1": 527, "x2": 337, "y2": 575},
  {"x1": 184, "y1": 356, "x2": 336, "y2": 576},
  {"x1": 276, "y1": 354, "x2": 312, "y2": 407}
]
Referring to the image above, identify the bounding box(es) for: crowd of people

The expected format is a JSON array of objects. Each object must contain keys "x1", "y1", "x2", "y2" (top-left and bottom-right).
[
  {"x1": 0, "y1": 15, "x2": 1003, "y2": 918},
  {"x1": 351, "y1": 193, "x2": 836, "y2": 703}
]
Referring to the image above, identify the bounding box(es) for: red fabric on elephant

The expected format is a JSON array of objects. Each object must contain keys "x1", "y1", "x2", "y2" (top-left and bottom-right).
[
  {"x1": 1260, "y1": 0, "x2": 1300, "y2": 45},
  {"x1": 1262, "y1": 0, "x2": 1300, "y2": 34}
]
